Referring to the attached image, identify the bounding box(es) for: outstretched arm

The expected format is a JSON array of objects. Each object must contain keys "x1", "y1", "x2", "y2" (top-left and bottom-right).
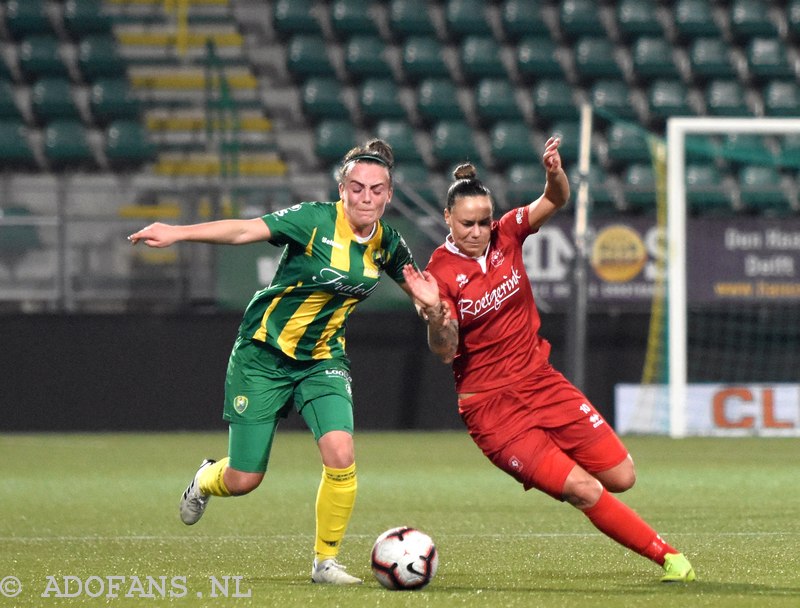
[
  {"x1": 528, "y1": 136, "x2": 571, "y2": 231},
  {"x1": 128, "y1": 217, "x2": 271, "y2": 248},
  {"x1": 401, "y1": 265, "x2": 459, "y2": 364}
]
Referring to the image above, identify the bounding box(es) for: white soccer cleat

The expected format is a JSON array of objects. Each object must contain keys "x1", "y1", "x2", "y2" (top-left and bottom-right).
[
  {"x1": 311, "y1": 559, "x2": 363, "y2": 585},
  {"x1": 179, "y1": 459, "x2": 215, "y2": 525}
]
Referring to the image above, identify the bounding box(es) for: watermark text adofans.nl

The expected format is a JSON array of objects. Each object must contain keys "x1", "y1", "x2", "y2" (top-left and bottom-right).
[{"x1": 1, "y1": 574, "x2": 252, "y2": 599}]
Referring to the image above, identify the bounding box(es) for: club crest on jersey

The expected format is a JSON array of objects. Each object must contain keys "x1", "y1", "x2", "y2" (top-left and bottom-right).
[
  {"x1": 233, "y1": 395, "x2": 249, "y2": 414},
  {"x1": 508, "y1": 455, "x2": 523, "y2": 472},
  {"x1": 489, "y1": 250, "x2": 504, "y2": 268},
  {"x1": 456, "y1": 273, "x2": 469, "y2": 288}
]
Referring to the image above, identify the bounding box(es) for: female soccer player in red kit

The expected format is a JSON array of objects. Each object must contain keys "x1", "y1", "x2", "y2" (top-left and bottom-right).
[{"x1": 402, "y1": 137, "x2": 696, "y2": 582}]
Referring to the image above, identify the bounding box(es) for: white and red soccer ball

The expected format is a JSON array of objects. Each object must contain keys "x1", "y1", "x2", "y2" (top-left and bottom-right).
[{"x1": 370, "y1": 526, "x2": 439, "y2": 590}]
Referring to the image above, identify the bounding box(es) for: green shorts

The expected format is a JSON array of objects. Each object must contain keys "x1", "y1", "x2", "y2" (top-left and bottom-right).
[{"x1": 223, "y1": 337, "x2": 354, "y2": 473}]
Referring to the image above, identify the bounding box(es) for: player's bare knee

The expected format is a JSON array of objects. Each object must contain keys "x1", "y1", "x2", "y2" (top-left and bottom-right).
[
  {"x1": 604, "y1": 469, "x2": 636, "y2": 493},
  {"x1": 224, "y1": 470, "x2": 263, "y2": 495},
  {"x1": 562, "y1": 470, "x2": 603, "y2": 510}
]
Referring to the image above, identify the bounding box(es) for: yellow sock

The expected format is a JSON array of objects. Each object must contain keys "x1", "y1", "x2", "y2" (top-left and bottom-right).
[
  {"x1": 197, "y1": 457, "x2": 231, "y2": 497},
  {"x1": 314, "y1": 463, "x2": 357, "y2": 562}
]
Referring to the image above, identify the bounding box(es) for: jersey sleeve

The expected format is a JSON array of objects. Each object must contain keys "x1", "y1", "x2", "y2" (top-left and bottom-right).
[
  {"x1": 497, "y1": 205, "x2": 535, "y2": 244},
  {"x1": 261, "y1": 202, "x2": 321, "y2": 246},
  {"x1": 381, "y1": 223, "x2": 417, "y2": 283}
]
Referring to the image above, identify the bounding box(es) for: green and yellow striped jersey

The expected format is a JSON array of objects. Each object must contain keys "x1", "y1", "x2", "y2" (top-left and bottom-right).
[{"x1": 237, "y1": 200, "x2": 415, "y2": 360}]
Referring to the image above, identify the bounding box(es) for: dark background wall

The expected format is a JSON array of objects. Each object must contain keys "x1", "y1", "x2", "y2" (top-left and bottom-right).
[{"x1": 0, "y1": 312, "x2": 649, "y2": 432}]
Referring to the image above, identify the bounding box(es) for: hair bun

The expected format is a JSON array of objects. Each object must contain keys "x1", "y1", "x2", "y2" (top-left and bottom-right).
[{"x1": 453, "y1": 163, "x2": 477, "y2": 181}]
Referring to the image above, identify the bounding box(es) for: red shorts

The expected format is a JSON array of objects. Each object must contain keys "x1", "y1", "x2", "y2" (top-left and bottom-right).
[{"x1": 458, "y1": 362, "x2": 628, "y2": 500}]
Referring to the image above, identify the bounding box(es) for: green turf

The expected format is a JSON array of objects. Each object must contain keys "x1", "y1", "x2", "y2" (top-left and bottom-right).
[{"x1": 2, "y1": 432, "x2": 798, "y2": 607}]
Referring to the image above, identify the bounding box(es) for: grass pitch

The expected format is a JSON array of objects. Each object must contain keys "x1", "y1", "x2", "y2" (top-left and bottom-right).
[{"x1": 2, "y1": 432, "x2": 799, "y2": 607}]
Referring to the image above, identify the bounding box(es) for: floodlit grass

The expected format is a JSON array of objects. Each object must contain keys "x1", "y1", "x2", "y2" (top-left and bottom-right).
[{"x1": 2, "y1": 432, "x2": 799, "y2": 607}]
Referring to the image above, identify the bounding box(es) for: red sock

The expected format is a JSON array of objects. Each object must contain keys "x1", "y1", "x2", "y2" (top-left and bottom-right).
[{"x1": 582, "y1": 489, "x2": 677, "y2": 565}]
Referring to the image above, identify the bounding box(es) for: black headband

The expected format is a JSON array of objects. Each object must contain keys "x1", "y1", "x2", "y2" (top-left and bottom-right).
[{"x1": 346, "y1": 153, "x2": 392, "y2": 168}]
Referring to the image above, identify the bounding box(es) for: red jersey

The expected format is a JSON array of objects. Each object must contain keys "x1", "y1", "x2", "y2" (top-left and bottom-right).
[{"x1": 425, "y1": 205, "x2": 551, "y2": 393}]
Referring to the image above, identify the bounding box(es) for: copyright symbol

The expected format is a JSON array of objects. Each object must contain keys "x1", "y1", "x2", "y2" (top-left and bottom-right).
[{"x1": 0, "y1": 576, "x2": 21, "y2": 598}]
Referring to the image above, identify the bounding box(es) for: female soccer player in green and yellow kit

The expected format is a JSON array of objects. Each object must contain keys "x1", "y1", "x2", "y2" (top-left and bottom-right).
[{"x1": 129, "y1": 139, "x2": 417, "y2": 585}]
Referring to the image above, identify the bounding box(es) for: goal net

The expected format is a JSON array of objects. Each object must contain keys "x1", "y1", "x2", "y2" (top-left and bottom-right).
[{"x1": 617, "y1": 117, "x2": 800, "y2": 437}]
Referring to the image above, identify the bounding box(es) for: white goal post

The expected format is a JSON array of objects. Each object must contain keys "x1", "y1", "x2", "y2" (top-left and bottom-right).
[{"x1": 666, "y1": 117, "x2": 800, "y2": 438}]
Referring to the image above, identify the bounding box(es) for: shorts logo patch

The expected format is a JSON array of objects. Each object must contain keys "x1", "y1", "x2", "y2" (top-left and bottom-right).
[
  {"x1": 233, "y1": 395, "x2": 249, "y2": 414},
  {"x1": 325, "y1": 369, "x2": 352, "y2": 396},
  {"x1": 508, "y1": 455, "x2": 523, "y2": 472}
]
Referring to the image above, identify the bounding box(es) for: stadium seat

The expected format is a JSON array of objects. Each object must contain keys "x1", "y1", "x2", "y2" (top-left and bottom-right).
[
  {"x1": 18, "y1": 36, "x2": 69, "y2": 81},
  {"x1": 0, "y1": 120, "x2": 37, "y2": 168},
  {"x1": 417, "y1": 78, "x2": 463, "y2": 124},
  {"x1": 78, "y1": 35, "x2": 128, "y2": 81},
  {"x1": 90, "y1": 78, "x2": 142, "y2": 126},
  {"x1": 475, "y1": 78, "x2": 523, "y2": 124},
  {"x1": 559, "y1": 0, "x2": 605, "y2": 37},
  {"x1": 505, "y1": 163, "x2": 545, "y2": 204},
  {"x1": 0, "y1": 80, "x2": 21, "y2": 120},
  {"x1": 777, "y1": 133, "x2": 800, "y2": 169},
  {"x1": 104, "y1": 120, "x2": 156, "y2": 170},
  {"x1": 392, "y1": 162, "x2": 438, "y2": 206},
  {"x1": 431, "y1": 119, "x2": 479, "y2": 167},
  {"x1": 721, "y1": 133, "x2": 775, "y2": 167},
  {"x1": 286, "y1": 35, "x2": 334, "y2": 80},
  {"x1": 315, "y1": 119, "x2": 357, "y2": 163},
  {"x1": 745, "y1": 38, "x2": 794, "y2": 82},
  {"x1": 606, "y1": 122, "x2": 652, "y2": 167},
  {"x1": 330, "y1": 0, "x2": 378, "y2": 37},
  {"x1": 501, "y1": 0, "x2": 549, "y2": 41},
  {"x1": 764, "y1": 80, "x2": 800, "y2": 117},
  {"x1": 685, "y1": 163, "x2": 733, "y2": 215},
  {"x1": 790, "y1": 0, "x2": 800, "y2": 41},
  {"x1": 673, "y1": 0, "x2": 721, "y2": 39},
  {"x1": 738, "y1": 165, "x2": 792, "y2": 214},
  {"x1": 688, "y1": 37, "x2": 737, "y2": 82},
  {"x1": 647, "y1": 79, "x2": 693, "y2": 123},
  {"x1": 685, "y1": 134, "x2": 721, "y2": 163},
  {"x1": 532, "y1": 79, "x2": 578, "y2": 123},
  {"x1": 388, "y1": 0, "x2": 435, "y2": 38},
  {"x1": 460, "y1": 36, "x2": 506, "y2": 83},
  {"x1": 359, "y1": 78, "x2": 406, "y2": 122},
  {"x1": 728, "y1": 0, "x2": 778, "y2": 41},
  {"x1": 574, "y1": 37, "x2": 624, "y2": 82},
  {"x1": 272, "y1": 0, "x2": 322, "y2": 37},
  {"x1": 616, "y1": 0, "x2": 663, "y2": 41},
  {"x1": 705, "y1": 80, "x2": 751, "y2": 116},
  {"x1": 590, "y1": 79, "x2": 637, "y2": 122},
  {"x1": 569, "y1": 164, "x2": 617, "y2": 214},
  {"x1": 344, "y1": 35, "x2": 391, "y2": 81},
  {"x1": 402, "y1": 37, "x2": 450, "y2": 83},
  {"x1": 548, "y1": 121, "x2": 580, "y2": 165},
  {"x1": 301, "y1": 77, "x2": 349, "y2": 121},
  {"x1": 31, "y1": 78, "x2": 81, "y2": 123},
  {"x1": 516, "y1": 35, "x2": 563, "y2": 82},
  {"x1": 445, "y1": 0, "x2": 492, "y2": 38},
  {"x1": 3, "y1": 0, "x2": 53, "y2": 39},
  {"x1": 489, "y1": 120, "x2": 536, "y2": 169},
  {"x1": 43, "y1": 119, "x2": 95, "y2": 170},
  {"x1": 62, "y1": 0, "x2": 113, "y2": 39},
  {"x1": 374, "y1": 120, "x2": 421, "y2": 162},
  {"x1": 621, "y1": 163, "x2": 656, "y2": 213},
  {"x1": 631, "y1": 36, "x2": 679, "y2": 82}
]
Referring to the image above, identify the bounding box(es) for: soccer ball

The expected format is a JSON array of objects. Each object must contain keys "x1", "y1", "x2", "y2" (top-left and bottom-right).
[{"x1": 370, "y1": 526, "x2": 439, "y2": 590}]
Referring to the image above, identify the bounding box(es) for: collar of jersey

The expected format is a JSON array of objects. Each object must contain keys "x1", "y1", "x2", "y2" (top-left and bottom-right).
[
  {"x1": 336, "y1": 200, "x2": 377, "y2": 243},
  {"x1": 445, "y1": 234, "x2": 489, "y2": 273}
]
